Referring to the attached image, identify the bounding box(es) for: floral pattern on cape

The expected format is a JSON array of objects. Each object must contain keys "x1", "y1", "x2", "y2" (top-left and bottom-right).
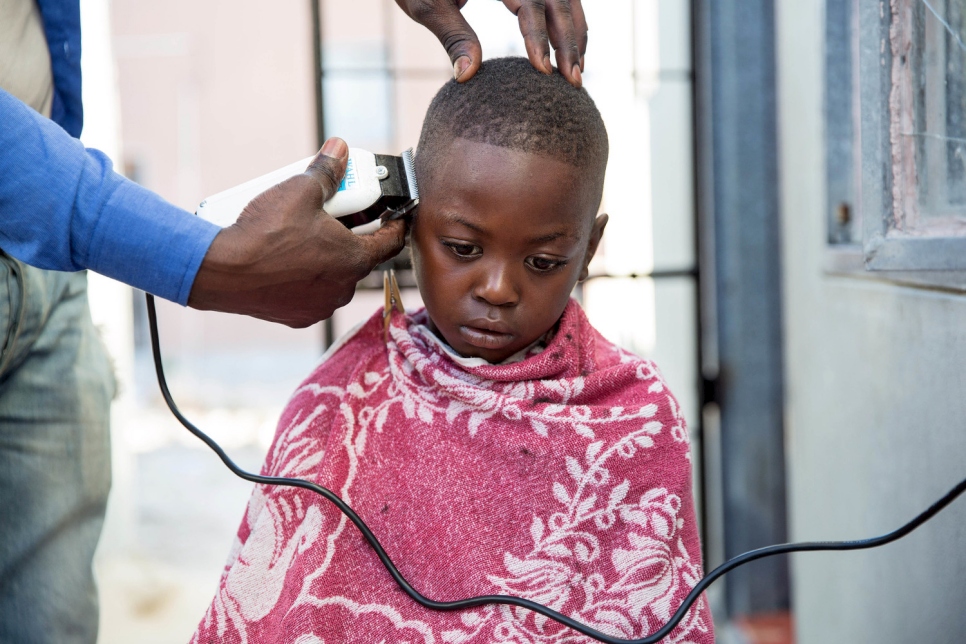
[{"x1": 192, "y1": 300, "x2": 713, "y2": 644}]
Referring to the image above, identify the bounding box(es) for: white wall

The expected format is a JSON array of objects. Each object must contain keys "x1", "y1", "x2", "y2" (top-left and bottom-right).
[{"x1": 776, "y1": 1, "x2": 966, "y2": 642}]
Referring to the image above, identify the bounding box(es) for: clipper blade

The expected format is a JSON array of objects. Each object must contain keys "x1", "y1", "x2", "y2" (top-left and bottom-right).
[
  {"x1": 402, "y1": 147, "x2": 418, "y2": 200},
  {"x1": 375, "y1": 147, "x2": 418, "y2": 224},
  {"x1": 339, "y1": 148, "x2": 419, "y2": 228}
]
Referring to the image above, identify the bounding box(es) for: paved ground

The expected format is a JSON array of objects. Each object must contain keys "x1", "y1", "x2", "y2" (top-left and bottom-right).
[{"x1": 95, "y1": 407, "x2": 268, "y2": 644}]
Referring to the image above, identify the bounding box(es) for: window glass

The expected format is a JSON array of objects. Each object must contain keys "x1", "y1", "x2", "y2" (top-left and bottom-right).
[
  {"x1": 911, "y1": 0, "x2": 966, "y2": 227},
  {"x1": 890, "y1": 0, "x2": 966, "y2": 234}
]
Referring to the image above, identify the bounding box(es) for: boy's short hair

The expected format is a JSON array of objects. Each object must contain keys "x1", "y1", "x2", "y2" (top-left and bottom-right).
[{"x1": 416, "y1": 57, "x2": 609, "y2": 197}]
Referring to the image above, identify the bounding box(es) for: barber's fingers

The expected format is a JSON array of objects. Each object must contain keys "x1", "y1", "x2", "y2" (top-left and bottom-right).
[
  {"x1": 356, "y1": 219, "x2": 407, "y2": 269},
  {"x1": 302, "y1": 137, "x2": 404, "y2": 270},
  {"x1": 504, "y1": 0, "x2": 585, "y2": 86},
  {"x1": 396, "y1": 0, "x2": 482, "y2": 81},
  {"x1": 303, "y1": 137, "x2": 349, "y2": 205},
  {"x1": 570, "y1": 0, "x2": 587, "y2": 72},
  {"x1": 546, "y1": 0, "x2": 583, "y2": 86},
  {"x1": 505, "y1": 0, "x2": 553, "y2": 75}
]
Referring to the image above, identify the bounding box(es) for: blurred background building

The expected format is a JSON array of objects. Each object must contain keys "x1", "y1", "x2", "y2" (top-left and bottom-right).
[{"x1": 76, "y1": 0, "x2": 965, "y2": 642}]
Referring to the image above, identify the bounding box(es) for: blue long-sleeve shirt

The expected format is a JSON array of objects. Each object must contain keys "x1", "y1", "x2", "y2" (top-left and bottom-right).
[
  {"x1": 0, "y1": 0, "x2": 219, "y2": 304},
  {"x1": 0, "y1": 89, "x2": 220, "y2": 304}
]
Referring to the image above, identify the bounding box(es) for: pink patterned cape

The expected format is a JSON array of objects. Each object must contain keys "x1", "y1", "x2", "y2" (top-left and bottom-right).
[{"x1": 192, "y1": 301, "x2": 713, "y2": 644}]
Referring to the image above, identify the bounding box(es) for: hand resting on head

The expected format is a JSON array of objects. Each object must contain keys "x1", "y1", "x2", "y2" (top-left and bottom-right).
[{"x1": 395, "y1": 0, "x2": 588, "y2": 87}]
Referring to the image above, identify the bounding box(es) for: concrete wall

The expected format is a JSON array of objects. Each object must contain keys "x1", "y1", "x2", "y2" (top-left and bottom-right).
[{"x1": 776, "y1": 2, "x2": 966, "y2": 642}]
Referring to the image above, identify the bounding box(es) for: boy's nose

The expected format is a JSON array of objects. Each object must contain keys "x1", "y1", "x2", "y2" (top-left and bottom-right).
[{"x1": 472, "y1": 265, "x2": 519, "y2": 307}]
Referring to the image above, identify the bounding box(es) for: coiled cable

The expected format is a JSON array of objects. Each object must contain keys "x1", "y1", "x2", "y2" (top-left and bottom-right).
[{"x1": 146, "y1": 293, "x2": 966, "y2": 643}]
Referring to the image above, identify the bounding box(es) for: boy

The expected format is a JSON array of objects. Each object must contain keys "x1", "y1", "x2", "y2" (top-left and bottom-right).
[{"x1": 193, "y1": 57, "x2": 713, "y2": 644}]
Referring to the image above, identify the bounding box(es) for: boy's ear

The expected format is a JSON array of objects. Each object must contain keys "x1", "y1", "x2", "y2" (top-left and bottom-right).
[{"x1": 579, "y1": 214, "x2": 608, "y2": 281}]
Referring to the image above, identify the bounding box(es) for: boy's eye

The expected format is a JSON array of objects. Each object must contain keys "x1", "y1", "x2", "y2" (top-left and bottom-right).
[
  {"x1": 526, "y1": 255, "x2": 567, "y2": 272},
  {"x1": 442, "y1": 241, "x2": 481, "y2": 258}
]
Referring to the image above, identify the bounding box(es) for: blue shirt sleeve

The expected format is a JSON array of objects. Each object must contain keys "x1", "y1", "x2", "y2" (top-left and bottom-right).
[
  {"x1": 36, "y1": 0, "x2": 84, "y2": 139},
  {"x1": 0, "y1": 89, "x2": 220, "y2": 305}
]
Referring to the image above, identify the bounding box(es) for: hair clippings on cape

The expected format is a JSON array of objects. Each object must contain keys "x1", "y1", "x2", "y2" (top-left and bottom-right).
[{"x1": 383, "y1": 269, "x2": 405, "y2": 340}]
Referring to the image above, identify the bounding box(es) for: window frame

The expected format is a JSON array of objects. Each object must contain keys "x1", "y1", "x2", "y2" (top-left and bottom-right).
[{"x1": 858, "y1": 0, "x2": 966, "y2": 271}]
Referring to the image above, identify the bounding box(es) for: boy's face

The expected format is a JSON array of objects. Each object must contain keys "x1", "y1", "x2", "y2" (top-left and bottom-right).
[{"x1": 411, "y1": 138, "x2": 607, "y2": 363}]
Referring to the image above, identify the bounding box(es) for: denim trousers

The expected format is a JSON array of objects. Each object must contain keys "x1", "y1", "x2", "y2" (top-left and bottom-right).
[{"x1": 0, "y1": 252, "x2": 114, "y2": 643}]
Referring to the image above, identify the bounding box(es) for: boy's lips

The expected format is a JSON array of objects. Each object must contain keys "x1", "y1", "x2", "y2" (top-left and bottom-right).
[{"x1": 458, "y1": 321, "x2": 515, "y2": 350}]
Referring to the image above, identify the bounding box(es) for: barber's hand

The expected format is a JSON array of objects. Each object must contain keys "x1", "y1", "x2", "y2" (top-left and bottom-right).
[
  {"x1": 395, "y1": 0, "x2": 587, "y2": 87},
  {"x1": 187, "y1": 138, "x2": 406, "y2": 327}
]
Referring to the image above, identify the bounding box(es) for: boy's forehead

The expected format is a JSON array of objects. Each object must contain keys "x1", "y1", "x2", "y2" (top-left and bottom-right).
[
  {"x1": 433, "y1": 137, "x2": 580, "y2": 175},
  {"x1": 436, "y1": 210, "x2": 583, "y2": 241},
  {"x1": 424, "y1": 138, "x2": 600, "y2": 213}
]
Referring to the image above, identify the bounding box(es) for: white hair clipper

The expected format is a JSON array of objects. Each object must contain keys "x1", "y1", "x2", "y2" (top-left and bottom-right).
[{"x1": 196, "y1": 148, "x2": 418, "y2": 228}]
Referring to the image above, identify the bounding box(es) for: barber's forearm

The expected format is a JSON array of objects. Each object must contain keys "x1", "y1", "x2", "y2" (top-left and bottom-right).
[
  {"x1": 84, "y1": 171, "x2": 220, "y2": 304},
  {"x1": 0, "y1": 88, "x2": 219, "y2": 304}
]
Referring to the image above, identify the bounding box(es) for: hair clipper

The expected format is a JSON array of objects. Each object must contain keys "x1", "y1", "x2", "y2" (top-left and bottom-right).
[{"x1": 196, "y1": 148, "x2": 418, "y2": 228}]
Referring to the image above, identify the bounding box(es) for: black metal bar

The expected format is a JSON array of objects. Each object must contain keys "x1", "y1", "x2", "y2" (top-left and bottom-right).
[
  {"x1": 312, "y1": 0, "x2": 336, "y2": 350},
  {"x1": 689, "y1": 0, "x2": 712, "y2": 579},
  {"x1": 311, "y1": 0, "x2": 325, "y2": 153},
  {"x1": 354, "y1": 268, "x2": 701, "y2": 292},
  {"x1": 581, "y1": 268, "x2": 698, "y2": 282},
  {"x1": 384, "y1": 0, "x2": 398, "y2": 147},
  {"x1": 317, "y1": 67, "x2": 694, "y2": 82}
]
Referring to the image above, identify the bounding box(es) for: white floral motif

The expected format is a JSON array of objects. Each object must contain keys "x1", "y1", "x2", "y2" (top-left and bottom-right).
[
  {"x1": 457, "y1": 425, "x2": 709, "y2": 643},
  {"x1": 297, "y1": 596, "x2": 438, "y2": 643},
  {"x1": 385, "y1": 323, "x2": 674, "y2": 444},
  {"x1": 195, "y1": 392, "x2": 342, "y2": 644}
]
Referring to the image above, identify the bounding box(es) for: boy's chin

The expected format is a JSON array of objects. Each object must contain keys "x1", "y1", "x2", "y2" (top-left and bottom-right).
[
  {"x1": 445, "y1": 333, "x2": 521, "y2": 364},
  {"x1": 425, "y1": 318, "x2": 527, "y2": 364}
]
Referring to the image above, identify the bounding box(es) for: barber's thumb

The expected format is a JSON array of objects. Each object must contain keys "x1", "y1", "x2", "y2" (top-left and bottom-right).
[
  {"x1": 360, "y1": 219, "x2": 407, "y2": 267},
  {"x1": 427, "y1": 9, "x2": 482, "y2": 81},
  {"x1": 305, "y1": 137, "x2": 349, "y2": 201}
]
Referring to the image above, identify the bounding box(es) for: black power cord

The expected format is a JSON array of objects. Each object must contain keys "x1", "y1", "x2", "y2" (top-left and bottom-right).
[{"x1": 146, "y1": 293, "x2": 966, "y2": 643}]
